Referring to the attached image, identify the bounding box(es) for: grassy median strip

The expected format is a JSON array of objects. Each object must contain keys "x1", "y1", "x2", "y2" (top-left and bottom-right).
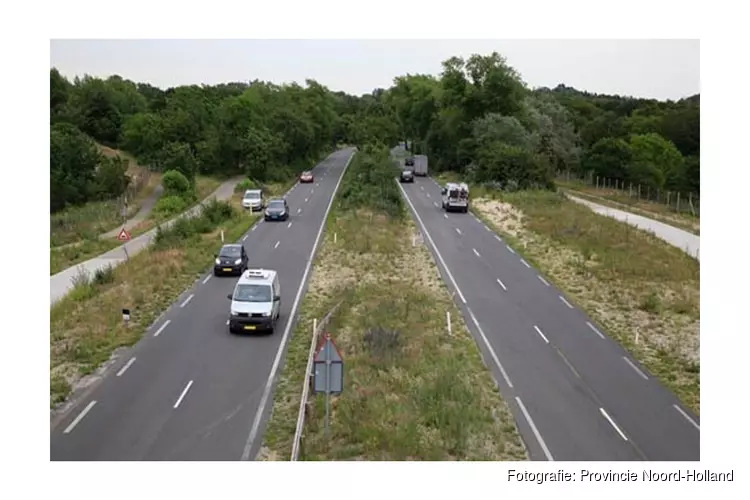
[
  {"x1": 434, "y1": 172, "x2": 700, "y2": 415},
  {"x1": 49, "y1": 199, "x2": 260, "y2": 407},
  {"x1": 259, "y1": 148, "x2": 527, "y2": 461}
]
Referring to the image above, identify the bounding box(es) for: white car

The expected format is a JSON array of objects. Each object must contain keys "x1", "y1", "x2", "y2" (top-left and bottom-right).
[{"x1": 242, "y1": 189, "x2": 264, "y2": 211}]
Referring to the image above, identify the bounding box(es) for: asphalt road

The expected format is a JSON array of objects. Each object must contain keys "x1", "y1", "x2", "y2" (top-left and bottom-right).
[
  {"x1": 50, "y1": 148, "x2": 355, "y2": 461},
  {"x1": 397, "y1": 176, "x2": 701, "y2": 461}
]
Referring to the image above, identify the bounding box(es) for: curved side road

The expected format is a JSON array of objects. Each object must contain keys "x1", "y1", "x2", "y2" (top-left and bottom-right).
[
  {"x1": 50, "y1": 178, "x2": 242, "y2": 307},
  {"x1": 565, "y1": 193, "x2": 700, "y2": 261},
  {"x1": 100, "y1": 184, "x2": 165, "y2": 239},
  {"x1": 50, "y1": 148, "x2": 355, "y2": 461},
  {"x1": 398, "y1": 176, "x2": 700, "y2": 461}
]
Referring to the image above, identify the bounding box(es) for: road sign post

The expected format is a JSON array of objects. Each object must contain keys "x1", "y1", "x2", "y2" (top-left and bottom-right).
[
  {"x1": 313, "y1": 333, "x2": 344, "y2": 437},
  {"x1": 118, "y1": 228, "x2": 132, "y2": 260}
]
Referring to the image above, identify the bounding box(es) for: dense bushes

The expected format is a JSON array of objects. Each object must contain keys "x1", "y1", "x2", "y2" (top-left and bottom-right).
[
  {"x1": 336, "y1": 146, "x2": 404, "y2": 217},
  {"x1": 153, "y1": 199, "x2": 236, "y2": 249},
  {"x1": 155, "y1": 170, "x2": 197, "y2": 216}
]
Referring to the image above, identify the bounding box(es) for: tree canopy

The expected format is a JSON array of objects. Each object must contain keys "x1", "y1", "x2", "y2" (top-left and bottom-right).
[{"x1": 50, "y1": 53, "x2": 699, "y2": 212}]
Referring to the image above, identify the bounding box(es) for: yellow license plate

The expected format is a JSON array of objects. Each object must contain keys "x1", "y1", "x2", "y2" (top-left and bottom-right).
[
  {"x1": 223, "y1": 268, "x2": 232, "y2": 272},
  {"x1": 244, "y1": 325, "x2": 256, "y2": 330}
]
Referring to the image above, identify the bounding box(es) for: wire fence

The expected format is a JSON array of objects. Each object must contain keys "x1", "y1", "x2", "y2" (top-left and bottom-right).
[{"x1": 556, "y1": 171, "x2": 700, "y2": 217}]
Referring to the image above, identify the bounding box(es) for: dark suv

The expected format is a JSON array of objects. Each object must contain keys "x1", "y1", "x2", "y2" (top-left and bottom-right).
[
  {"x1": 405, "y1": 157, "x2": 415, "y2": 167},
  {"x1": 400, "y1": 169, "x2": 414, "y2": 183}
]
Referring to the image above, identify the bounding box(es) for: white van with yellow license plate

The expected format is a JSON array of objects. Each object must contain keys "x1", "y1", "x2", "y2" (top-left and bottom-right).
[{"x1": 226, "y1": 269, "x2": 281, "y2": 333}]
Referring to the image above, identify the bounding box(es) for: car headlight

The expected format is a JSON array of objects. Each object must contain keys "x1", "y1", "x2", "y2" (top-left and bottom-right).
[
  {"x1": 264, "y1": 210, "x2": 270, "y2": 216},
  {"x1": 261, "y1": 311, "x2": 271, "y2": 317},
  {"x1": 234, "y1": 259, "x2": 241, "y2": 265},
  {"x1": 279, "y1": 211, "x2": 286, "y2": 216},
  {"x1": 215, "y1": 258, "x2": 221, "y2": 264},
  {"x1": 230, "y1": 310, "x2": 239, "y2": 316}
]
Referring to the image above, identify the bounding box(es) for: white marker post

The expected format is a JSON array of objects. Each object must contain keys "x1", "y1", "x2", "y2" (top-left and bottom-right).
[
  {"x1": 446, "y1": 311, "x2": 452, "y2": 336},
  {"x1": 334, "y1": 233, "x2": 337, "y2": 244},
  {"x1": 122, "y1": 308, "x2": 131, "y2": 328},
  {"x1": 221, "y1": 230, "x2": 225, "y2": 243}
]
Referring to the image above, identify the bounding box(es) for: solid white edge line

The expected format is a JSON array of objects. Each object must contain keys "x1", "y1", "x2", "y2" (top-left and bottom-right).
[
  {"x1": 559, "y1": 295, "x2": 574, "y2": 309},
  {"x1": 63, "y1": 400, "x2": 96, "y2": 434},
  {"x1": 153, "y1": 319, "x2": 171, "y2": 337},
  {"x1": 180, "y1": 294, "x2": 194, "y2": 308},
  {"x1": 274, "y1": 241, "x2": 280, "y2": 249},
  {"x1": 537, "y1": 275, "x2": 550, "y2": 286},
  {"x1": 116, "y1": 357, "x2": 136, "y2": 377},
  {"x1": 623, "y1": 356, "x2": 649, "y2": 380},
  {"x1": 494, "y1": 235, "x2": 502, "y2": 243},
  {"x1": 520, "y1": 258, "x2": 531, "y2": 268},
  {"x1": 467, "y1": 308, "x2": 514, "y2": 389},
  {"x1": 533, "y1": 325, "x2": 550, "y2": 344},
  {"x1": 673, "y1": 404, "x2": 700, "y2": 430},
  {"x1": 515, "y1": 397, "x2": 554, "y2": 461},
  {"x1": 507, "y1": 245, "x2": 516, "y2": 254},
  {"x1": 599, "y1": 408, "x2": 628, "y2": 441},
  {"x1": 242, "y1": 234, "x2": 248, "y2": 241},
  {"x1": 397, "y1": 181, "x2": 466, "y2": 305},
  {"x1": 496, "y1": 278, "x2": 507, "y2": 291},
  {"x1": 485, "y1": 225, "x2": 490, "y2": 231},
  {"x1": 174, "y1": 380, "x2": 194, "y2": 409},
  {"x1": 241, "y1": 149, "x2": 355, "y2": 461},
  {"x1": 202, "y1": 274, "x2": 212, "y2": 284},
  {"x1": 472, "y1": 248, "x2": 481, "y2": 258},
  {"x1": 585, "y1": 321, "x2": 606, "y2": 339}
]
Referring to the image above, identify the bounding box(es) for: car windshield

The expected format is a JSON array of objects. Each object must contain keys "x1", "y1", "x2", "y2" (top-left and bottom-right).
[
  {"x1": 244, "y1": 192, "x2": 260, "y2": 200},
  {"x1": 233, "y1": 284, "x2": 272, "y2": 302},
  {"x1": 219, "y1": 246, "x2": 241, "y2": 258},
  {"x1": 268, "y1": 200, "x2": 285, "y2": 209},
  {"x1": 302, "y1": 171, "x2": 311, "y2": 176}
]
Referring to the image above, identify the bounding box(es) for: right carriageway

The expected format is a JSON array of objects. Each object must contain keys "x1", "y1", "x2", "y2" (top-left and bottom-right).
[{"x1": 396, "y1": 175, "x2": 700, "y2": 461}]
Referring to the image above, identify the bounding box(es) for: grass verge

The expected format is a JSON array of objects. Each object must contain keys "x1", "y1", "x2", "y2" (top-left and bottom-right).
[
  {"x1": 556, "y1": 180, "x2": 700, "y2": 235},
  {"x1": 435, "y1": 172, "x2": 700, "y2": 415},
  {"x1": 50, "y1": 175, "x2": 226, "y2": 275},
  {"x1": 49, "y1": 199, "x2": 260, "y2": 406},
  {"x1": 259, "y1": 147, "x2": 527, "y2": 461}
]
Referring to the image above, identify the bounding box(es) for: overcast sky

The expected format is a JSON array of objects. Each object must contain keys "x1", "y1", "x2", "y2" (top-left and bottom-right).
[{"x1": 50, "y1": 39, "x2": 699, "y2": 100}]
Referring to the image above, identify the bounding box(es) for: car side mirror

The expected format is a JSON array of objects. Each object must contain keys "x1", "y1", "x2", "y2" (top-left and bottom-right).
[
  {"x1": 441, "y1": 188, "x2": 446, "y2": 195},
  {"x1": 273, "y1": 295, "x2": 281, "y2": 302},
  {"x1": 227, "y1": 293, "x2": 232, "y2": 300}
]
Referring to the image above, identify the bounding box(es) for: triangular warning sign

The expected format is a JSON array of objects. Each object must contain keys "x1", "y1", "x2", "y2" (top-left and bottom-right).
[
  {"x1": 314, "y1": 334, "x2": 343, "y2": 363},
  {"x1": 117, "y1": 228, "x2": 131, "y2": 241}
]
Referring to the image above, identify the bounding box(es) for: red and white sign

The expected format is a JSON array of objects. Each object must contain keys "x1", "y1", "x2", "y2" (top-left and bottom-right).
[{"x1": 117, "y1": 228, "x2": 131, "y2": 241}]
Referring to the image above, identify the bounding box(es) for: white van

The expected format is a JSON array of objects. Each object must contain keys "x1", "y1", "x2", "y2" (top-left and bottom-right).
[
  {"x1": 242, "y1": 189, "x2": 264, "y2": 211},
  {"x1": 227, "y1": 269, "x2": 281, "y2": 333},
  {"x1": 441, "y1": 182, "x2": 470, "y2": 213}
]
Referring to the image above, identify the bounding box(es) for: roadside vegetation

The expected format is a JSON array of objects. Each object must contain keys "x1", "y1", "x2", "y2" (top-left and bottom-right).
[
  {"x1": 555, "y1": 180, "x2": 700, "y2": 235},
  {"x1": 259, "y1": 146, "x2": 527, "y2": 461},
  {"x1": 437, "y1": 171, "x2": 700, "y2": 415},
  {"x1": 50, "y1": 199, "x2": 259, "y2": 406}
]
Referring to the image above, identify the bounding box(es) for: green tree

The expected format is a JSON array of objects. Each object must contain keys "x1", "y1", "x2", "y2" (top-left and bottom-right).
[
  {"x1": 157, "y1": 142, "x2": 199, "y2": 184},
  {"x1": 582, "y1": 137, "x2": 633, "y2": 180},
  {"x1": 629, "y1": 133, "x2": 685, "y2": 190},
  {"x1": 50, "y1": 122, "x2": 102, "y2": 211}
]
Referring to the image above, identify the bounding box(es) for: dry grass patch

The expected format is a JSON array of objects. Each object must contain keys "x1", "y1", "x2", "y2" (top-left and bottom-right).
[
  {"x1": 50, "y1": 203, "x2": 259, "y2": 407},
  {"x1": 470, "y1": 189, "x2": 700, "y2": 414},
  {"x1": 259, "y1": 210, "x2": 527, "y2": 461}
]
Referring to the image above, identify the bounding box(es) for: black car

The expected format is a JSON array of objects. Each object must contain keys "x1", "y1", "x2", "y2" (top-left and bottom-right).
[
  {"x1": 264, "y1": 198, "x2": 290, "y2": 221},
  {"x1": 405, "y1": 157, "x2": 415, "y2": 167},
  {"x1": 400, "y1": 169, "x2": 415, "y2": 183},
  {"x1": 213, "y1": 244, "x2": 248, "y2": 276}
]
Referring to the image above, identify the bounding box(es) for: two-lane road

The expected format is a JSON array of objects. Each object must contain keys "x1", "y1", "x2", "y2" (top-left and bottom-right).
[
  {"x1": 51, "y1": 148, "x2": 355, "y2": 461},
  {"x1": 397, "y1": 176, "x2": 700, "y2": 461}
]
